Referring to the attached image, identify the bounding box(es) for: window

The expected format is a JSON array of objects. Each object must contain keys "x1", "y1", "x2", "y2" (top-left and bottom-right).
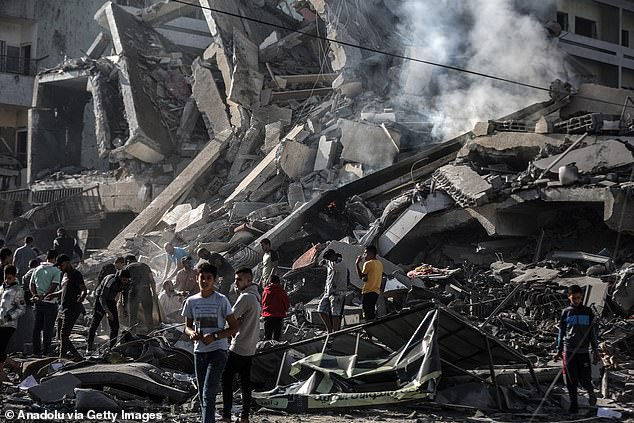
[
  {"x1": 623, "y1": 30, "x2": 630, "y2": 47},
  {"x1": 5, "y1": 45, "x2": 19, "y2": 73},
  {"x1": 557, "y1": 12, "x2": 569, "y2": 32},
  {"x1": 575, "y1": 17, "x2": 597, "y2": 39},
  {"x1": 21, "y1": 44, "x2": 30, "y2": 75}
]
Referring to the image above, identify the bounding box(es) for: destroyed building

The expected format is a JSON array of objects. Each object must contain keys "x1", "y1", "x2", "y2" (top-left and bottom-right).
[{"x1": 1, "y1": 0, "x2": 634, "y2": 422}]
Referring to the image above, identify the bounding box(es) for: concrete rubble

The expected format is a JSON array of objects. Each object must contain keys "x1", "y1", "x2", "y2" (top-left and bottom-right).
[{"x1": 3, "y1": 0, "x2": 634, "y2": 422}]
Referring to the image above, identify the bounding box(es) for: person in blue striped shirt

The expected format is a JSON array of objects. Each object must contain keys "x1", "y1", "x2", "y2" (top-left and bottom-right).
[{"x1": 554, "y1": 284, "x2": 600, "y2": 414}]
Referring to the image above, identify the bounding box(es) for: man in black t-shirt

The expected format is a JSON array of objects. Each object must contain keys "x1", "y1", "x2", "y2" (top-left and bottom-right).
[
  {"x1": 124, "y1": 255, "x2": 157, "y2": 332},
  {"x1": 45, "y1": 255, "x2": 86, "y2": 360}
]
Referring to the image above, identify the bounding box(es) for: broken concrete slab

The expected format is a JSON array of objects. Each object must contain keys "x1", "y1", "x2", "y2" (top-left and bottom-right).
[
  {"x1": 75, "y1": 388, "x2": 121, "y2": 412},
  {"x1": 263, "y1": 121, "x2": 283, "y2": 154},
  {"x1": 314, "y1": 136, "x2": 338, "y2": 171},
  {"x1": 227, "y1": 28, "x2": 264, "y2": 110},
  {"x1": 532, "y1": 140, "x2": 634, "y2": 175},
  {"x1": 85, "y1": 32, "x2": 111, "y2": 59},
  {"x1": 225, "y1": 145, "x2": 279, "y2": 205},
  {"x1": 338, "y1": 119, "x2": 399, "y2": 168},
  {"x1": 175, "y1": 203, "x2": 209, "y2": 234},
  {"x1": 96, "y1": 2, "x2": 179, "y2": 163},
  {"x1": 562, "y1": 83, "x2": 634, "y2": 118},
  {"x1": 109, "y1": 130, "x2": 233, "y2": 249},
  {"x1": 230, "y1": 202, "x2": 272, "y2": 221},
  {"x1": 433, "y1": 165, "x2": 493, "y2": 207},
  {"x1": 28, "y1": 373, "x2": 82, "y2": 403},
  {"x1": 288, "y1": 182, "x2": 306, "y2": 208},
  {"x1": 162, "y1": 204, "x2": 193, "y2": 226},
  {"x1": 252, "y1": 105, "x2": 293, "y2": 126},
  {"x1": 191, "y1": 60, "x2": 231, "y2": 134},
  {"x1": 278, "y1": 141, "x2": 316, "y2": 180}
]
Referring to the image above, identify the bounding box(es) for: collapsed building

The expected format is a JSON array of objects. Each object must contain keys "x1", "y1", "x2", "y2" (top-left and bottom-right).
[{"x1": 2, "y1": 0, "x2": 634, "y2": 421}]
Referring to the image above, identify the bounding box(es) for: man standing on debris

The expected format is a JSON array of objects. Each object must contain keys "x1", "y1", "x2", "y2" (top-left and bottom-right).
[
  {"x1": 13, "y1": 236, "x2": 37, "y2": 281},
  {"x1": 318, "y1": 249, "x2": 349, "y2": 332},
  {"x1": 259, "y1": 238, "x2": 278, "y2": 288},
  {"x1": 53, "y1": 227, "x2": 83, "y2": 262},
  {"x1": 175, "y1": 256, "x2": 198, "y2": 295},
  {"x1": 30, "y1": 249, "x2": 61, "y2": 356},
  {"x1": 261, "y1": 275, "x2": 289, "y2": 341},
  {"x1": 0, "y1": 265, "x2": 26, "y2": 383},
  {"x1": 163, "y1": 242, "x2": 188, "y2": 281},
  {"x1": 86, "y1": 269, "x2": 131, "y2": 351},
  {"x1": 125, "y1": 255, "x2": 157, "y2": 333},
  {"x1": 44, "y1": 255, "x2": 86, "y2": 360},
  {"x1": 355, "y1": 245, "x2": 383, "y2": 321},
  {"x1": 182, "y1": 262, "x2": 239, "y2": 423},
  {"x1": 221, "y1": 268, "x2": 261, "y2": 423},
  {"x1": 555, "y1": 284, "x2": 600, "y2": 414}
]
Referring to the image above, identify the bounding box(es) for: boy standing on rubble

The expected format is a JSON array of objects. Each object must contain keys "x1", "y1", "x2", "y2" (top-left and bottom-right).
[
  {"x1": 355, "y1": 245, "x2": 383, "y2": 321},
  {"x1": 555, "y1": 284, "x2": 600, "y2": 414},
  {"x1": 182, "y1": 263, "x2": 239, "y2": 423}
]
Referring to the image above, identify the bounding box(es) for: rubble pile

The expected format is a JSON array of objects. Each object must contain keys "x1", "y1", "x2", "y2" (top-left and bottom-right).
[{"x1": 4, "y1": 0, "x2": 634, "y2": 422}]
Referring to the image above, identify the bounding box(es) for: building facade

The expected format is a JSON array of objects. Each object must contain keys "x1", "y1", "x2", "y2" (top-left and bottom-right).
[{"x1": 556, "y1": 0, "x2": 634, "y2": 89}]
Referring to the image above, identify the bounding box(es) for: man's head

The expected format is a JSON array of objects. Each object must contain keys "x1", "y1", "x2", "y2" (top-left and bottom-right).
[
  {"x1": 234, "y1": 268, "x2": 253, "y2": 291},
  {"x1": 196, "y1": 247, "x2": 211, "y2": 261},
  {"x1": 567, "y1": 284, "x2": 584, "y2": 307},
  {"x1": 260, "y1": 238, "x2": 272, "y2": 253},
  {"x1": 57, "y1": 227, "x2": 66, "y2": 237},
  {"x1": 163, "y1": 280, "x2": 174, "y2": 292},
  {"x1": 56, "y1": 255, "x2": 72, "y2": 272},
  {"x1": 29, "y1": 259, "x2": 39, "y2": 269},
  {"x1": 0, "y1": 248, "x2": 12, "y2": 265},
  {"x1": 46, "y1": 249, "x2": 58, "y2": 264},
  {"x1": 125, "y1": 255, "x2": 137, "y2": 265},
  {"x1": 4, "y1": 264, "x2": 17, "y2": 283},
  {"x1": 117, "y1": 269, "x2": 131, "y2": 284},
  {"x1": 197, "y1": 262, "x2": 217, "y2": 293},
  {"x1": 182, "y1": 256, "x2": 193, "y2": 269},
  {"x1": 270, "y1": 275, "x2": 281, "y2": 284},
  {"x1": 364, "y1": 245, "x2": 377, "y2": 260},
  {"x1": 24, "y1": 236, "x2": 34, "y2": 245},
  {"x1": 164, "y1": 242, "x2": 175, "y2": 255},
  {"x1": 114, "y1": 257, "x2": 125, "y2": 270}
]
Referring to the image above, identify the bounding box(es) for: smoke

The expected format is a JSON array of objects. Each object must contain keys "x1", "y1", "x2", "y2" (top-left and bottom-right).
[{"x1": 396, "y1": 0, "x2": 570, "y2": 139}]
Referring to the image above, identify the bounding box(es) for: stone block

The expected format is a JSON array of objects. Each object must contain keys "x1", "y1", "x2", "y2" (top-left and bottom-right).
[
  {"x1": 162, "y1": 204, "x2": 193, "y2": 226},
  {"x1": 314, "y1": 136, "x2": 338, "y2": 171},
  {"x1": 279, "y1": 141, "x2": 316, "y2": 180},
  {"x1": 472, "y1": 121, "x2": 493, "y2": 137},
  {"x1": 287, "y1": 182, "x2": 306, "y2": 208},
  {"x1": 338, "y1": 119, "x2": 399, "y2": 169},
  {"x1": 176, "y1": 203, "x2": 209, "y2": 233},
  {"x1": 192, "y1": 60, "x2": 231, "y2": 134}
]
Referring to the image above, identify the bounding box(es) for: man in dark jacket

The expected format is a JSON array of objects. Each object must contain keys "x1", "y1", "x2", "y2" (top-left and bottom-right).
[
  {"x1": 53, "y1": 228, "x2": 83, "y2": 262},
  {"x1": 555, "y1": 284, "x2": 600, "y2": 414},
  {"x1": 86, "y1": 269, "x2": 130, "y2": 351},
  {"x1": 124, "y1": 255, "x2": 156, "y2": 333},
  {"x1": 261, "y1": 275, "x2": 289, "y2": 341}
]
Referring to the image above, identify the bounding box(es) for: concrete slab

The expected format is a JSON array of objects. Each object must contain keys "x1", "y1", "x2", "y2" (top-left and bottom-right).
[
  {"x1": 192, "y1": 60, "x2": 231, "y2": 134},
  {"x1": 109, "y1": 130, "x2": 233, "y2": 248},
  {"x1": 263, "y1": 121, "x2": 283, "y2": 153},
  {"x1": 28, "y1": 373, "x2": 82, "y2": 403},
  {"x1": 162, "y1": 204, "x2": 193, "y2": 226},
  {"x1": 86, "y1": 32, "x2": 111, "y2": 59},
  {"x1": 288, "y1": 182, "x2": 306, "y2": 208},
  {"x1": 433, "y1": 165, "x2": 493, "y2": 207},
  {"x1": 227, "y1": 28, "x2": 264, "y2": 110},
  {"x1": 314, "y1": 136, "x2": 338, "y2": 171},
  {"x1": 562, "y1": 84, "x2": 634, "y2": 118},
  {"x1": 279, "y1": 141, "x2": 316, "y2": 180},
  {"x1": 96, "y1": 2, "x2": 178, "y2": 163},
  {"x1": 225, "y1": 145, "x2": 279, "y2": 205},
  {"x1": 533, "y1": 140, "x2": 634, "y2": 175},
  {"x1": 338, "y1": 119, "x2": 399, "y2": 169},
  {"x1": 175, "y1": 203, "x2": 209, "y2": 233}
]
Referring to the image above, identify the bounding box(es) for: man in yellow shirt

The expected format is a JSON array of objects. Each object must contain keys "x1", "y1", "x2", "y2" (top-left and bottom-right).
[{"x1": 355, "y1": 245, "x2": 383, "y2": 321}]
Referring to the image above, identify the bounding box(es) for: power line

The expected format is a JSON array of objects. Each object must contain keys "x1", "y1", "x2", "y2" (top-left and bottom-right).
[{"x1": 173, "y1": 0, "x2": 630, "y2": 109}]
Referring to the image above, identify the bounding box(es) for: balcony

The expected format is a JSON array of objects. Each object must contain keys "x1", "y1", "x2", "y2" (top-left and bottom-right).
[{"x1": 0, "y1": 55, "x2": 38, "y2": 76}]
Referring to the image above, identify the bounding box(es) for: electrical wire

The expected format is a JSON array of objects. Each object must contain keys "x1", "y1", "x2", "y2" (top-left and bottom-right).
[{"x1": 173, "y1": 0, "x2": 632, "y2": 109}]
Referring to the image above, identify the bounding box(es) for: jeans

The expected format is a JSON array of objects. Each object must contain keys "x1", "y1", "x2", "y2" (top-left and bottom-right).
[
  {"x1": 60, "y1": 305, "x2": 82, "y2": 357},
  {"x1": 195, "y1": 349, "x2": 228, "y2": 423},
  {"x1": 222, "y1": 352, "x2": 253, "y2": 419},
  {"x1": 128, "y1": 286, "x2": 154, "y2": 332},
  {"x1": 87, "y1": 300, "x2": 119, "y2": 349},
  {"x1": 263, "y1": 317, "x2": 283, "y2": 341},
  {"x1": 33, "y1": 302, "x2": 58, "y2": 355},
  {"x1": 362, "y1": 292, "x2": 379, "y2": 321},
  {"x1": 563, "y1": 351, "x2": 594, "y2": 410}
]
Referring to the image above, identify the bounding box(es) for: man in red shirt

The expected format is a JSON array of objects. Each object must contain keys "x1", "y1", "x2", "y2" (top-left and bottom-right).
[{"x1": 261, "y1": 275, "x2": 289, "y2": 341}]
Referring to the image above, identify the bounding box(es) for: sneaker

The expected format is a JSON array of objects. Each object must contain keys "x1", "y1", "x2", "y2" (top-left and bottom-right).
[{"x1": 588, "y1": 390, "x2": 597, "y2": 406}]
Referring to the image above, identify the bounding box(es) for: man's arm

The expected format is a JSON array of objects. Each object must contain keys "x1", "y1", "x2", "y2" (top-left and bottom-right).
[
  {"x1": 355, "y1": 256, "x2": 367, "y2": 281},
  {"x1": 77, "y1": 274, "x2": 87, "y2": 303},
  {"x1": 148, "y1": 269, "x2": 156, "y2": 297},
  {"x1": 555, "y1": 310, "x2": 566, "y2": 359},
  {"x1": 185, "y1": 317, "x2": 201, "y2": 341},
  {"x1": 206, "y1": 313, "x2": 240, "y2": 342}
]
